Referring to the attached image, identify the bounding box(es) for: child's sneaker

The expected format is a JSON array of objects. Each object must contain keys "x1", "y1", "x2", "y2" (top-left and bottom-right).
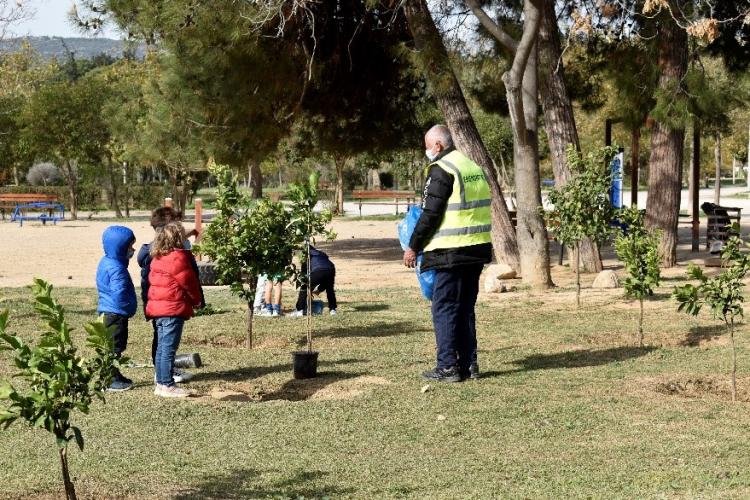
[
  {"x1": 272, "y1": 305, "x2": 282, "y2": 317},
  {"x1": 330, "y1": 309, "x2": 337, "y2": 316},
  {"x1": 154, "y1": 384, "x2": 193, "y2": 398},
  {"x1": 173, "y1": 368, "x2": 193, "y2": 383},
  {"x1": 107, "y1": 379, "x2": 132, "y2": 392},
  {"x1": 257, "y1": 308, "x2": 273, "y2": 317}
]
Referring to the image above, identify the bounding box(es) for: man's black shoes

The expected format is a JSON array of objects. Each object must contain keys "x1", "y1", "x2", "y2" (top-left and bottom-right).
[{"x1": 422, "y1": 366, "x2": 462, "y2": 383}]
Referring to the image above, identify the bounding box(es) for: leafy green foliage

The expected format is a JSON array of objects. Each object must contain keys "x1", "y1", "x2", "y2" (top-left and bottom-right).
[
  {"x1": 615, "y1": 208, "x2": 661, "y2": 301},
  {"x1": 673, "y1": 228, "x2": 750, "y2": 400},
  {"x1": 673, "y1": 231, "x2": 749, "y2": 322},
  {"x1": 545, "y1": 144, "x2": 618, "y2": 247},
  {"x1": 286, "y1": 171, "x2": 336, "y2": 351},
  {"x1": 286, "y1": 171, "x2": 336, "y2": 261},
  {"x1": 197, "y1": 164, "x2": 296, "y2": 306},
  {"x1": 0, "y1": 279, "x2": 119, "y2": 446}
]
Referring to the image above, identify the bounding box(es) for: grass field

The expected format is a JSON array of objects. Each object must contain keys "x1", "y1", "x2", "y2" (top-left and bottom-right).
[{"x1": 2, "y1": 281, "x2": 750, "y2": 499}]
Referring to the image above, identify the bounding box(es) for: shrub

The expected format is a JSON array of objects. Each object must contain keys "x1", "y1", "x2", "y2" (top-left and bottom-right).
[{"x1": 26, "y1": 162, "x2": 62, "y2": 186}]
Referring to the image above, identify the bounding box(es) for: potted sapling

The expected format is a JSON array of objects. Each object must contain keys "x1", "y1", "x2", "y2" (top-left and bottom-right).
[
  {"x1": 673, "y1": 227, "x2": 750, "y2": 401},
  {"x1": 545, "y1": 145, "x2": 617, "y2": 307},
  {"x1": 0, "y1": 279, "x2": 120, "y2": 500},
  {"x1": 614, "y1": 207, "x2": 661, "y2": 347},
  {"x1": 197, "y1": 164, "x2": 296, "y2": 348},
  {"x1": 287, "y1": 172, "x2": 334, "y2": 378}
]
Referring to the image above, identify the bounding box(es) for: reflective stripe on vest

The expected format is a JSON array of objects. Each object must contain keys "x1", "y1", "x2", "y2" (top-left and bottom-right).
[{"x1": 424, "y1": 150, "x2": 492, "y2": 252}]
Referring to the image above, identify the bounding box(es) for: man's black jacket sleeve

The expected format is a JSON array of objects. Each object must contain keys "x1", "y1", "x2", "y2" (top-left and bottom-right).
[{"x1": 409, "y1": 165, "x2": 453, "y2": 252}]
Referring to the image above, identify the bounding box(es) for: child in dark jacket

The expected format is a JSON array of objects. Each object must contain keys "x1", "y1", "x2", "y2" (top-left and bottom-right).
[
  {"x1": 137, "y1": 207, "x2": 202, "y2": 381},
  {"x1": 291, "y1": 246, "x2": 337, "y2": 316},
  {"x1": 147, "y1": 222, "x2": 203, "y2": 398},
  {"x1": 96, "y1": 225, "x2": 138, "y2": 391}
]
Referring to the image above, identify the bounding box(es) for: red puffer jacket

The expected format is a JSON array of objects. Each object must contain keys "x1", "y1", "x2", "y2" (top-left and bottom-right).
[{"x1": 146, "y1": 249, "x2": 203, "y2": 319}]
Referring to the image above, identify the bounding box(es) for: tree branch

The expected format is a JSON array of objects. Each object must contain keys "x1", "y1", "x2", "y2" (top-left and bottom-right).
[{"x1": 464, "y1": 0, "x2": 519, "y2": 54}]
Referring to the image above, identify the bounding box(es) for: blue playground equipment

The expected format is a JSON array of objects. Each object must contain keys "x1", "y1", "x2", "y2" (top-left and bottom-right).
[{"x1": 11, "y1": 201, "x2": 65, "y2": 227}]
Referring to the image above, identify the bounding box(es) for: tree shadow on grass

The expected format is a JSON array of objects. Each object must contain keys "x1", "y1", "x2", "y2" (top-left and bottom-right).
[
  {"x1": 316, "y1": 321, "x2": 426, "y2": 339},
  {"x1": 193, "y1": 358, "x2": 367, "y2": 383},
  {"x1": 681, "y1": 324, "x2": 727, "y2": 347},
  {"x1": 173, "y1": 468, "x2": 355, "y2": 499},
  {"x1": 260, "y1": 370, "x2": 361, "y2": 402},
  {"x1": 481, "y1": 346, "x2": 656, "y2": 378}
]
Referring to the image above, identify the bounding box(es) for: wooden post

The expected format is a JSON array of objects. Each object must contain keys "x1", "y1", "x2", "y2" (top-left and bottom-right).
[
  {"x1": 194, "y1": 198, "x2": 203, "y2": 236},
  {"x1": 631, "y1": 126, "x2": 640, "y2": 207},
  {"x1": 691, "y1": 121, "x2": 701, "y2": 252},
  {"x1": 164, "y1": 197, "x2": 173, "y2": 208}
]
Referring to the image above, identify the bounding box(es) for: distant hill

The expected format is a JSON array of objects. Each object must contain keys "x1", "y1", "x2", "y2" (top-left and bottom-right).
[{"x1": 0, "y1": 36, "x2": 144, "y2": 60}]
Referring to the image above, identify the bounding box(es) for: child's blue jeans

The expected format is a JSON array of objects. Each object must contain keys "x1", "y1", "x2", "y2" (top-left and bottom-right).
[{"x1": 154, "y1": 316, "x2": 185, "y2": 387}]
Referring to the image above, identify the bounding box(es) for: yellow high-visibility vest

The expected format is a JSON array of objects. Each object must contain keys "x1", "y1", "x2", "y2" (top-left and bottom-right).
[{"x1": 423, "y1": 150, "x2": 492, "y2": 252}]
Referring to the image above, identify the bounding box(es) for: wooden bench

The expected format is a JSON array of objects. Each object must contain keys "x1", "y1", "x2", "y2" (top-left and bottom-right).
[
  {"x1": 702, "y1": 203, "x2": 741, "y2": 249},
  {"x1": 0, "y1": 193, "x2": 59, "y2": 220},
  {"x1": 350, "y1": 190, "x2": 417, "y2": 217}
]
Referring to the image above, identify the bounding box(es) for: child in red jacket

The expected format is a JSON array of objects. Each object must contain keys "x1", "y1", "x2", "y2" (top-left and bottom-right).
[{"x1": 146, "y1": 222, "x2": 203, "y2": 398}]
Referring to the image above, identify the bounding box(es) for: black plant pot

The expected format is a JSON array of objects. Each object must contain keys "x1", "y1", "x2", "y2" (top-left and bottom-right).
[
  {"x1": 174, "y1": 353, "x2": 202, "y2": 369},
  {"x1": 292, "y1": 351, "x2": 319, "y2": 379}
]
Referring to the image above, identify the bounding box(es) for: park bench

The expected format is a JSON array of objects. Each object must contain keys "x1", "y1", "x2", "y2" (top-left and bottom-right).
[
  {"x1": 702, "y1": 202, "x2": 742, "y2": 249},
  {"x1": 0, "y1": 193, "x2": 60, "y2": 221},
  {"x1": 350, "y1": 190, "x2": 417, "y2": 217}
]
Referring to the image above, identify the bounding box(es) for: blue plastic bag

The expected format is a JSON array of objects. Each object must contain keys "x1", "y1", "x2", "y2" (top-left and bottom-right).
[{"x1": 398, "y1": 206, "x2": 436, "y2": 300}]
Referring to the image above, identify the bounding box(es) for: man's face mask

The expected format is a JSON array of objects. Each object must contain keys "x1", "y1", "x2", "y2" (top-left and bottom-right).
[
  {"x1": 425, "y1": 148, "x2": 438, "y2": 161},
  {"x1": 127, "y1": 247, "x2": 135, "y2": 259}
]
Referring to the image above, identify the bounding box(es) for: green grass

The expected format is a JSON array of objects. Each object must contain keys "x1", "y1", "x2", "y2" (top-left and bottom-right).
[{"x1": 2, "y1": 284, "x2": 750, "y2": 498}]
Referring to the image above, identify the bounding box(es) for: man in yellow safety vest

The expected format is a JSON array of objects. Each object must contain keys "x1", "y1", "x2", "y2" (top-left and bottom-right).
[{"x1": 403, "y1": 124, "x2": 493, "y2": 382}]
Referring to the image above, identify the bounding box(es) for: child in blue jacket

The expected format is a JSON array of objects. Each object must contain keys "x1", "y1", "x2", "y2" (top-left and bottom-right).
[{"x1": 96, "y1": 225, "x2": 138, "y2": 392}]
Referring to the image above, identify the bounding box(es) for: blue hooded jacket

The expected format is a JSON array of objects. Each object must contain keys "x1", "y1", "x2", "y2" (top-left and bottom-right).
[{"x1": 96, "y1": 225, "x2": 137, "y2": 317}]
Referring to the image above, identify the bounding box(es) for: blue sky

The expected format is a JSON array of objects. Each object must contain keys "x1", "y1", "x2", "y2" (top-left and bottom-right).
[{"x1": 13, "y1": 0, "x2": 118, "y2": 38}]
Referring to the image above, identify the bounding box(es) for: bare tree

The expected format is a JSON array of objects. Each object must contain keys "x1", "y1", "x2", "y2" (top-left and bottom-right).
[{"x1": 0, "y1": 1, "x2": 32, "y2": 41}]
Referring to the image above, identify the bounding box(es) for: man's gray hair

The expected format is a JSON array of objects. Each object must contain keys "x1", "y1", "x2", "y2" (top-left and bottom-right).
[{"x1": 427, "y1": 124, "x2": 454, "y2": 149}]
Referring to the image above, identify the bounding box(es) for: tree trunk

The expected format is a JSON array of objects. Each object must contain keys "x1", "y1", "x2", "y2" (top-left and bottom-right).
[
  {"x1": 691, "y1": 122, "x2": 701, "y2": 252},
  {"x1": 631, "y1": 126, "x2": 640, "y2": 207},
  {"x1": 512, "y1": 44, "x2": 553, "y2": 288},
  {"x1": 645, "y1": 19, "x2": 687, "y2": 268},
  {"x1": 246, "y1": 301, "x2": 254, "y2": 349},
  {"x1": 58, "y1": 447, "x2": 77, "y2": 500},
  {"x1": 245, "y1": 275, "x2": 258, "y2": 349},
  {"x1": 576, "y1": 243, "x2": 581, "y2": 309},
  {"x1": 249, "y1": 161, "x2": 263, "y2": 199},
  {"x1": 108, "y1": 158, "x2": 123, "y2": 218},
  {"x1": 61, "y1": 160, "x2": 79, "y2": 220},
  {"x1": 638, "y1": 297, "x2": 644, "y2": 347},
  {"x1": 12, "y1": 164, "x2": 19, "y2": 186},
  {"x1": 714, "y1": 133, "x2": 722, "y2": 204},
  {"x1": 334, "y1": 155, "x2": 346, "y2": 215},
  {"x1": 538, "y1": 0, "x2": 601, "y2": 273},
  {"x1": 123, "y1": 164, "x2": 130, "y2": 218},
  {"x1": 730, "y1": 318, "x2": 736, "y2": 402},
  {"x1": 403, "y1": 0, "x2": 520, "y2": 272}
]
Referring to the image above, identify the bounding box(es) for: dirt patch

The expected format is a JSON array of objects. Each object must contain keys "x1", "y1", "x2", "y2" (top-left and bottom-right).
[
  {"x1": 648, "y1": 375, "x2": 750, "y2": 402},
  {"x1": 195, "y1": 375, "x2": 391, "y2": 404}
]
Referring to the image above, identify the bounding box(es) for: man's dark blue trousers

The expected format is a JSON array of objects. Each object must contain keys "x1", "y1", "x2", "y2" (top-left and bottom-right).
[{"x1": 430, "y1": 263, "x2": 483, "y2": 371}]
